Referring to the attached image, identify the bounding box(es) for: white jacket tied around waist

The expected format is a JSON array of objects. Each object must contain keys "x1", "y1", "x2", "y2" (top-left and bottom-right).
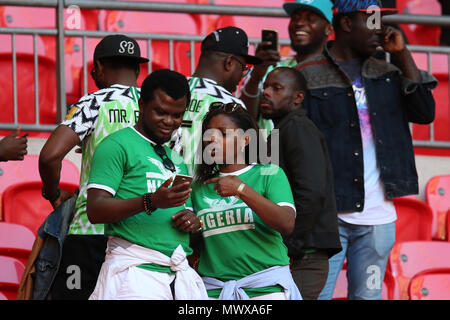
[
  {"x1": 89, "y1": 236, "x2": 208, "y2": 300},
  {"x1": 202, "y1": 265, "x2": 302, "y2": 300}
]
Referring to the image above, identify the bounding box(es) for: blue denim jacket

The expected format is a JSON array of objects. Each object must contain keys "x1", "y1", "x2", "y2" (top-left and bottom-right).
[
  {"x1": 298, "y1": 43, "x2": 437, "y2": 213},
  {"x1": 33, "y1": 194, "x2": 77, "y2": 300}
]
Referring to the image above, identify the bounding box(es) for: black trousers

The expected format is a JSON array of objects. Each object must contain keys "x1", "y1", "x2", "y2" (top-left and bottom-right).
[
  {"x1": 49, "y1": 235, "x2": 108, "y2": 300},
  {"x1": 290, "y1": 251, "x2": 329, "y2": 300}
]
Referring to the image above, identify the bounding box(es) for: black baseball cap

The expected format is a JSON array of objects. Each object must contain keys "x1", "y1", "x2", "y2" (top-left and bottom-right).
[
  {"x1": 94, "y1": 34, "x2": 149, "y2": 63},
  {"x1": 201, "y1": 27, "x2": 262, "y2": 65}
]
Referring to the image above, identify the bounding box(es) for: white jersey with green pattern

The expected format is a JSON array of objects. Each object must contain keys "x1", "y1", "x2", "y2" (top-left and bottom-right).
[
  {"x1": 241, "y1": 56, "x2": 298, "y2": 139},
  {"x1": 62, "y1": 84, "x2": 140, "y2": 235},
  {"x1": 172, "y1": 77, "x2": 245, "y2": 176}
]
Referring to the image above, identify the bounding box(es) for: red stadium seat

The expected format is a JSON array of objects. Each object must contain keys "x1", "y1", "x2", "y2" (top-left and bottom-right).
[
  {"x1": 425, "y1": 175, "x2": 450, "y2": 240},
  {"x1": 2, "y1": 181, "x2": 78, "y2": 235},
  {"x1": 0, "y1": 154, "x2": 79, "y2": 197},
  {"x1": 0, "y1": 256, "x2": 25, "y2": 300},
  {"x1": 393, "y1": 198, "x2": 433, "y2": 242},
  {"x1": 410, "y1": 53, "x2": 450, "y2": 143},
  {"x1": 0, "y1": 52, "x2": 57, "y2": 125},
  {"x1": 0, "y1": 5, "x2": 100, "y2": 107},
  {"x1": 447, "y1": 209, "x2": 450, "y2": 241},
  {"x1": 0, "y1": 222, "x2": 35, "y2": 266},
  {"x1": 389, "y1": 241, "x2": 450, "y2": 300},
  {"x1": 101, "y1": 9, "x2": 202, "y2": 76},
  {"x1": 409, "y1": 268, "x2": 450, "y2": 300},
  {"x1": 331, "y1": 266, "x2": 392, "y2": 300},
  {"x1": 396, "y1": 0, "x2": 441, "y2": 46}
]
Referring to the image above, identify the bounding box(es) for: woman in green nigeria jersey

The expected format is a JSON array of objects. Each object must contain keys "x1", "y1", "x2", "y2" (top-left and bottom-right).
[{"x1": 191, "y1": 102, "x2": 302, "y2": 300}]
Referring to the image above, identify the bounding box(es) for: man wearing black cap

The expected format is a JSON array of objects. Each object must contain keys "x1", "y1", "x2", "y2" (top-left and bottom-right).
[
  {"x1": 39, "y1": 34, "x2": 149, "y2": 299},
  {"x1": 240, "y1": 0, "x2": 334, "y2": 135},
  {"x1": 297, "y1": 0, "x2": 437, "y2": 300},
  {"x1": 172, "y1": 26, "x2": 261, "y2": 176}
]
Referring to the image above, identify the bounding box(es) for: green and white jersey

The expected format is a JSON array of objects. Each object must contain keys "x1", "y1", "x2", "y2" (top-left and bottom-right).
[
  {"x1": 191, "y1": 164, "x2": 296, "y2": 297},
  {"x1": 88, "y1": 127, "x2": 193, "y2": 274},
  {"x1": 241, "y1": 56, "x2": 298, "y2": 139},
  {"x1": 62, "y1": 84, "x2": 140, "y2": 235},
  {"x1": 172, "y1": 77, "x2": 245, "y2": 176}
]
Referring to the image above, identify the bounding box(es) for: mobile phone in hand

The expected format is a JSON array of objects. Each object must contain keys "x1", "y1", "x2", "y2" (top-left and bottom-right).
[
  {"x1": 262, "y1": 29, "x2": 278, "y2": 51},
  {"x1": 172, "y1": 174, "x2": 193, "y2": 188}
]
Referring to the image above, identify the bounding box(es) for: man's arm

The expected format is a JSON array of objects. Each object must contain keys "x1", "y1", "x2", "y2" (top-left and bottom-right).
[
  {"x1": 240, "y1": 42, "x2": 280, "y2": 120},
  {"x1": 39, "y1": 124, "x2": 80, "y2": 208},
  {"x1": 383, "y1": 26, "x2": 436, "y2": 124}
]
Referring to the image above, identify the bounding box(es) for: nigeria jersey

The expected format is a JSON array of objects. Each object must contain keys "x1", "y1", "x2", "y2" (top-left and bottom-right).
[
  {"x1": 88, "y1": 127, "x2": 193, "y2": 274},
  {"x1": 62, "y1": 84, "x2": 140, "y2": 235},
  {"x1": 191, "y1": 164, "x2": 295, "y2": 297},
  {"x1": 172, "y1": 77, "x2": 246, "y2": 176}
]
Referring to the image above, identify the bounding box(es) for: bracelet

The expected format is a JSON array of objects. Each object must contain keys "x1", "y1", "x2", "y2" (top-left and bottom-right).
[
  {"x1": 143, "y1": 193, "x2": 155, "y2": 215},
  {"x1": 242, "y1": 85, "x2": 260, "y2": 98},
  {"x1": 236, "y1": 183, "x2": 246, "y2": 199}
]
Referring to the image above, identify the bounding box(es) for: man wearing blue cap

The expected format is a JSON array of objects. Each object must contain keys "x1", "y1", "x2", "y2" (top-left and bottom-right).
[
  {"x1": 240, "y1": 0, "x2": 333, "y2": 135},
  {"x1": 297, "y1": 0, "x2": 437, "y2": 300}
]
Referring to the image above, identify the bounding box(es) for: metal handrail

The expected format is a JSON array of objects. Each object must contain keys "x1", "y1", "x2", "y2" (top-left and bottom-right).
[
  {"x1": 0, "y1": 1, "x2": 449, "y2": 149},
  {"x1": 2, "y1": 0, "x2": 450, "y2": 26}
]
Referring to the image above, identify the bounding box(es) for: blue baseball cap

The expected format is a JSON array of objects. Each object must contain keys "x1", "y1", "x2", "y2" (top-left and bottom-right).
[
  {"x1": 283, "y1": 0, "x2": 333, "y2": 24},
  {"x1": 332, "y1": 0, "x2": 397, "y2": 15}
]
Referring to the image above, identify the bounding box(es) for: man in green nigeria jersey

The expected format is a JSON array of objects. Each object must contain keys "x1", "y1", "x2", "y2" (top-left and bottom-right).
[
  {"x1": 87, "y1": 69, "x2": 207, "y2": 300},
  {"x1": 171, "y1": 26, "x2": 262, "y2": 176}
]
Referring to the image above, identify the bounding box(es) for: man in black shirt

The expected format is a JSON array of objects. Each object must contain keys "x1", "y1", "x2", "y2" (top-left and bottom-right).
[{"x1": 262, "y1": 67, "x2": 341, "y2": 300}]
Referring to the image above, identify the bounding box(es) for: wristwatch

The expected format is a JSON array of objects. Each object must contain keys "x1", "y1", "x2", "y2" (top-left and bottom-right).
[{"x1": 42, "y1": 187, "x2": 60, "y2": 204}]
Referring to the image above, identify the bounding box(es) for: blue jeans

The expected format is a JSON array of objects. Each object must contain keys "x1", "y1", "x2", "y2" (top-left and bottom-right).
[{"x1": 317, "y1": 219, "x2": 396, "y2": 300}]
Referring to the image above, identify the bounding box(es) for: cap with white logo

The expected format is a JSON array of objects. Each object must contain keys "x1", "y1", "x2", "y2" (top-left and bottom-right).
[{"x1": 94, "y1": 34, "x2": 149, "y2": 63}]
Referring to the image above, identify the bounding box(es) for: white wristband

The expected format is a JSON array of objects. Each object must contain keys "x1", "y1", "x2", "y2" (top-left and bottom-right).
[{"x1": 242, "y1": 85, "x2": 260, "y2": 98}]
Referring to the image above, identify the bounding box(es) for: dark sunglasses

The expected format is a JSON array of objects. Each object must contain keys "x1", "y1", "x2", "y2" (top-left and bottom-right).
[
  {"x1": 230, "y1": 55, "x2": 252, "y2": 78},
  {"x1": 153, "y1": 144, "x2": 176, "y2": 172},
  {"x1": 209, "y1": 102, "x2": 243, "y2": 113}
]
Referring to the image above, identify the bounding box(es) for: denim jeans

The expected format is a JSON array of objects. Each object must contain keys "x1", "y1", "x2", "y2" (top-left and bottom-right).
[{"x1": 317, "y1": 219, "x2": 396, "y2": 300}]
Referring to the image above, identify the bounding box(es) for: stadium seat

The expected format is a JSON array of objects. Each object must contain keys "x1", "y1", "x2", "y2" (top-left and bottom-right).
[
  {"x1": 410, "y1": 53, "x2": 450, "y2": 143},
  {"x1": 0, "y1": 52, "x2": 57, "y2": 125},
  {"x1": 409, "y1": 268, "x2": 450, "y2": 300},
  {"x1": 0, "y1": 5, "x2": 100, "y2": 107},
  {"x1": 0, "y1": 222, "x2": 35, "y2": 266},
  {"x1": 393, "y1": 198, "x2": 433, "y2": 242},
  {"x1": 101, "y1": 7, "x2": 202, "y2": 76},
  {"x1": 396, "y1": 0, "x2": 441, "y2": 46},
  {"x1": 389, "y1": 241, "x2": 450, "y2": 300},
  {"x1": 332, "y1": 266, "x2": 392, "y2": 300},
  {"x1": 0, "y1": 154, "x2": 79, "y2": 198},
  {"x1": 0, "y1": 255, "x2": 25, "y2": 300},
  {"x1": 425, "y1": 175, "x2": 450, "y2": 240},
  {"x1": 2, "y1": 181, "x2": 79, "y2": 235}
]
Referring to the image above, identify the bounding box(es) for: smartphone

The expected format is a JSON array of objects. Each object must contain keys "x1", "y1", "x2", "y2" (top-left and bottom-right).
[
  {"x1": 172, "y1": 174, "x2": 193, "y2": 187},
  {"x1": 262, "y1": 29, "x2": 278, "y2": 51},
  {"x1": 21, "y1": 133, "x2": 29, "y2": 138}
]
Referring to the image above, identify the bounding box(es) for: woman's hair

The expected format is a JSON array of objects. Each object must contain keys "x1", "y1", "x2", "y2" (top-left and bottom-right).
[{"x1": 194, "y1": 103, "x2": 263, "y2": 183}]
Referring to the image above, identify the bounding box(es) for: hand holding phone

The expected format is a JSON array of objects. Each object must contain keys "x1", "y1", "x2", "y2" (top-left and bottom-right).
[
  {"x1": 172, "y1": 174, "x2": 193, "y2": 188},
  {"x1": 261, "y1": 29, "x2": 278, "y2": 51}
]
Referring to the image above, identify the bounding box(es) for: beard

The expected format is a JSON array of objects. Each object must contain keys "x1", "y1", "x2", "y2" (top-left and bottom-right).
[
  {"x1": 141, "y1": 121, "x2": 171, "y2": 145},
  {"x1": 290, "y1": 36, "x2": 325, "y2": 57}
]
